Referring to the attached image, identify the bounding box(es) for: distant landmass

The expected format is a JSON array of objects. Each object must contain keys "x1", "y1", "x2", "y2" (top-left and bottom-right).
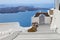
[{"x1": 0, "y1": 6, "x2": 50, "y2": 13}]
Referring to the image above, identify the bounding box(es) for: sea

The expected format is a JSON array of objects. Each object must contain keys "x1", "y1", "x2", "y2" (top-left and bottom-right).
[
  {"x1": 0, "y1": 10, "x2": 50, "y2": 27},
  {"x1": 0, "y1": 4, "x2": 54, "y2": 27}
]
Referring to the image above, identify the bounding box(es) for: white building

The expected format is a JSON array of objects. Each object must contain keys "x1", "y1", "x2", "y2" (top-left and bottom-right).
[{"x1": 50, "y1": 0, "x2": 60, "y2": 33}]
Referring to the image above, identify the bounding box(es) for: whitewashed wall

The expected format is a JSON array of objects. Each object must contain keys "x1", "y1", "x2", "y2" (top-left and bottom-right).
[{"x1": 55, "y1": 0, "x2": 59, "y2": 10}]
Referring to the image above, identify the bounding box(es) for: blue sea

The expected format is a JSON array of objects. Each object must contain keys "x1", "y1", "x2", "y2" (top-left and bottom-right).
[
  {"x1": 0, "y1": 4, "x2": 54, "y2": 27},
  {"x1": 0, "y1": 10, "x2": 48, "y2": 27}
]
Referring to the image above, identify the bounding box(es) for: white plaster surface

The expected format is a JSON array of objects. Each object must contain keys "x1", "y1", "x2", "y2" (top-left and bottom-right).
[
  {"x1": 50, "y1": 9, "x2": 60, "y2": 33},
  {"x1": 14, "y1": 24, "x2": 60, "y2": 40}
]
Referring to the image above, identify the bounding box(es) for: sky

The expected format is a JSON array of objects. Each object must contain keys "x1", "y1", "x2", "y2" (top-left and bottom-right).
[
  {"x1": 59, "y1": 0, "x2": 60, "y2": 3},
  {"x1": 0, "y1": 0, "x2": 54, "y2": 4}
]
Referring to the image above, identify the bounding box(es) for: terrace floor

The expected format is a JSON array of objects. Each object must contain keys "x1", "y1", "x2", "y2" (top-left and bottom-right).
[
  {"x1": 13, "y1": 24, "x2": 60, "y2": 40},
  {"x1": 37, "y1": 24, "x2": 55, "y2": 33}
]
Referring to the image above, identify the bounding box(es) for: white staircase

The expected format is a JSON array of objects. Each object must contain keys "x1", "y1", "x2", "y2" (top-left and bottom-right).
[
  {"x1": 13, "y1": 33, "x2": 60, "y2": 40},
  {"x1": 13, "y1": 24, "x2": 60, "y2": 40}
]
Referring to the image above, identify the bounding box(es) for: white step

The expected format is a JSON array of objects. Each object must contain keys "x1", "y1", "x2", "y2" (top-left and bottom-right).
[
  {"x1": 13, "y1": 24, "x2": 59, "y2": 40},
  {"x1": 13, "y1": 33, "x2": 60, "y2": 40}
]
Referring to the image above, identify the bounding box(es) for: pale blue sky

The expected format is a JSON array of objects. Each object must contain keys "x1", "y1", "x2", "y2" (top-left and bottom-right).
[
  {"x1": 59, "y1": 0, "x2": 60, "y2": 3},
  {"x1": 0, "y1": 0, "x2": 54, "y2": 4}
]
